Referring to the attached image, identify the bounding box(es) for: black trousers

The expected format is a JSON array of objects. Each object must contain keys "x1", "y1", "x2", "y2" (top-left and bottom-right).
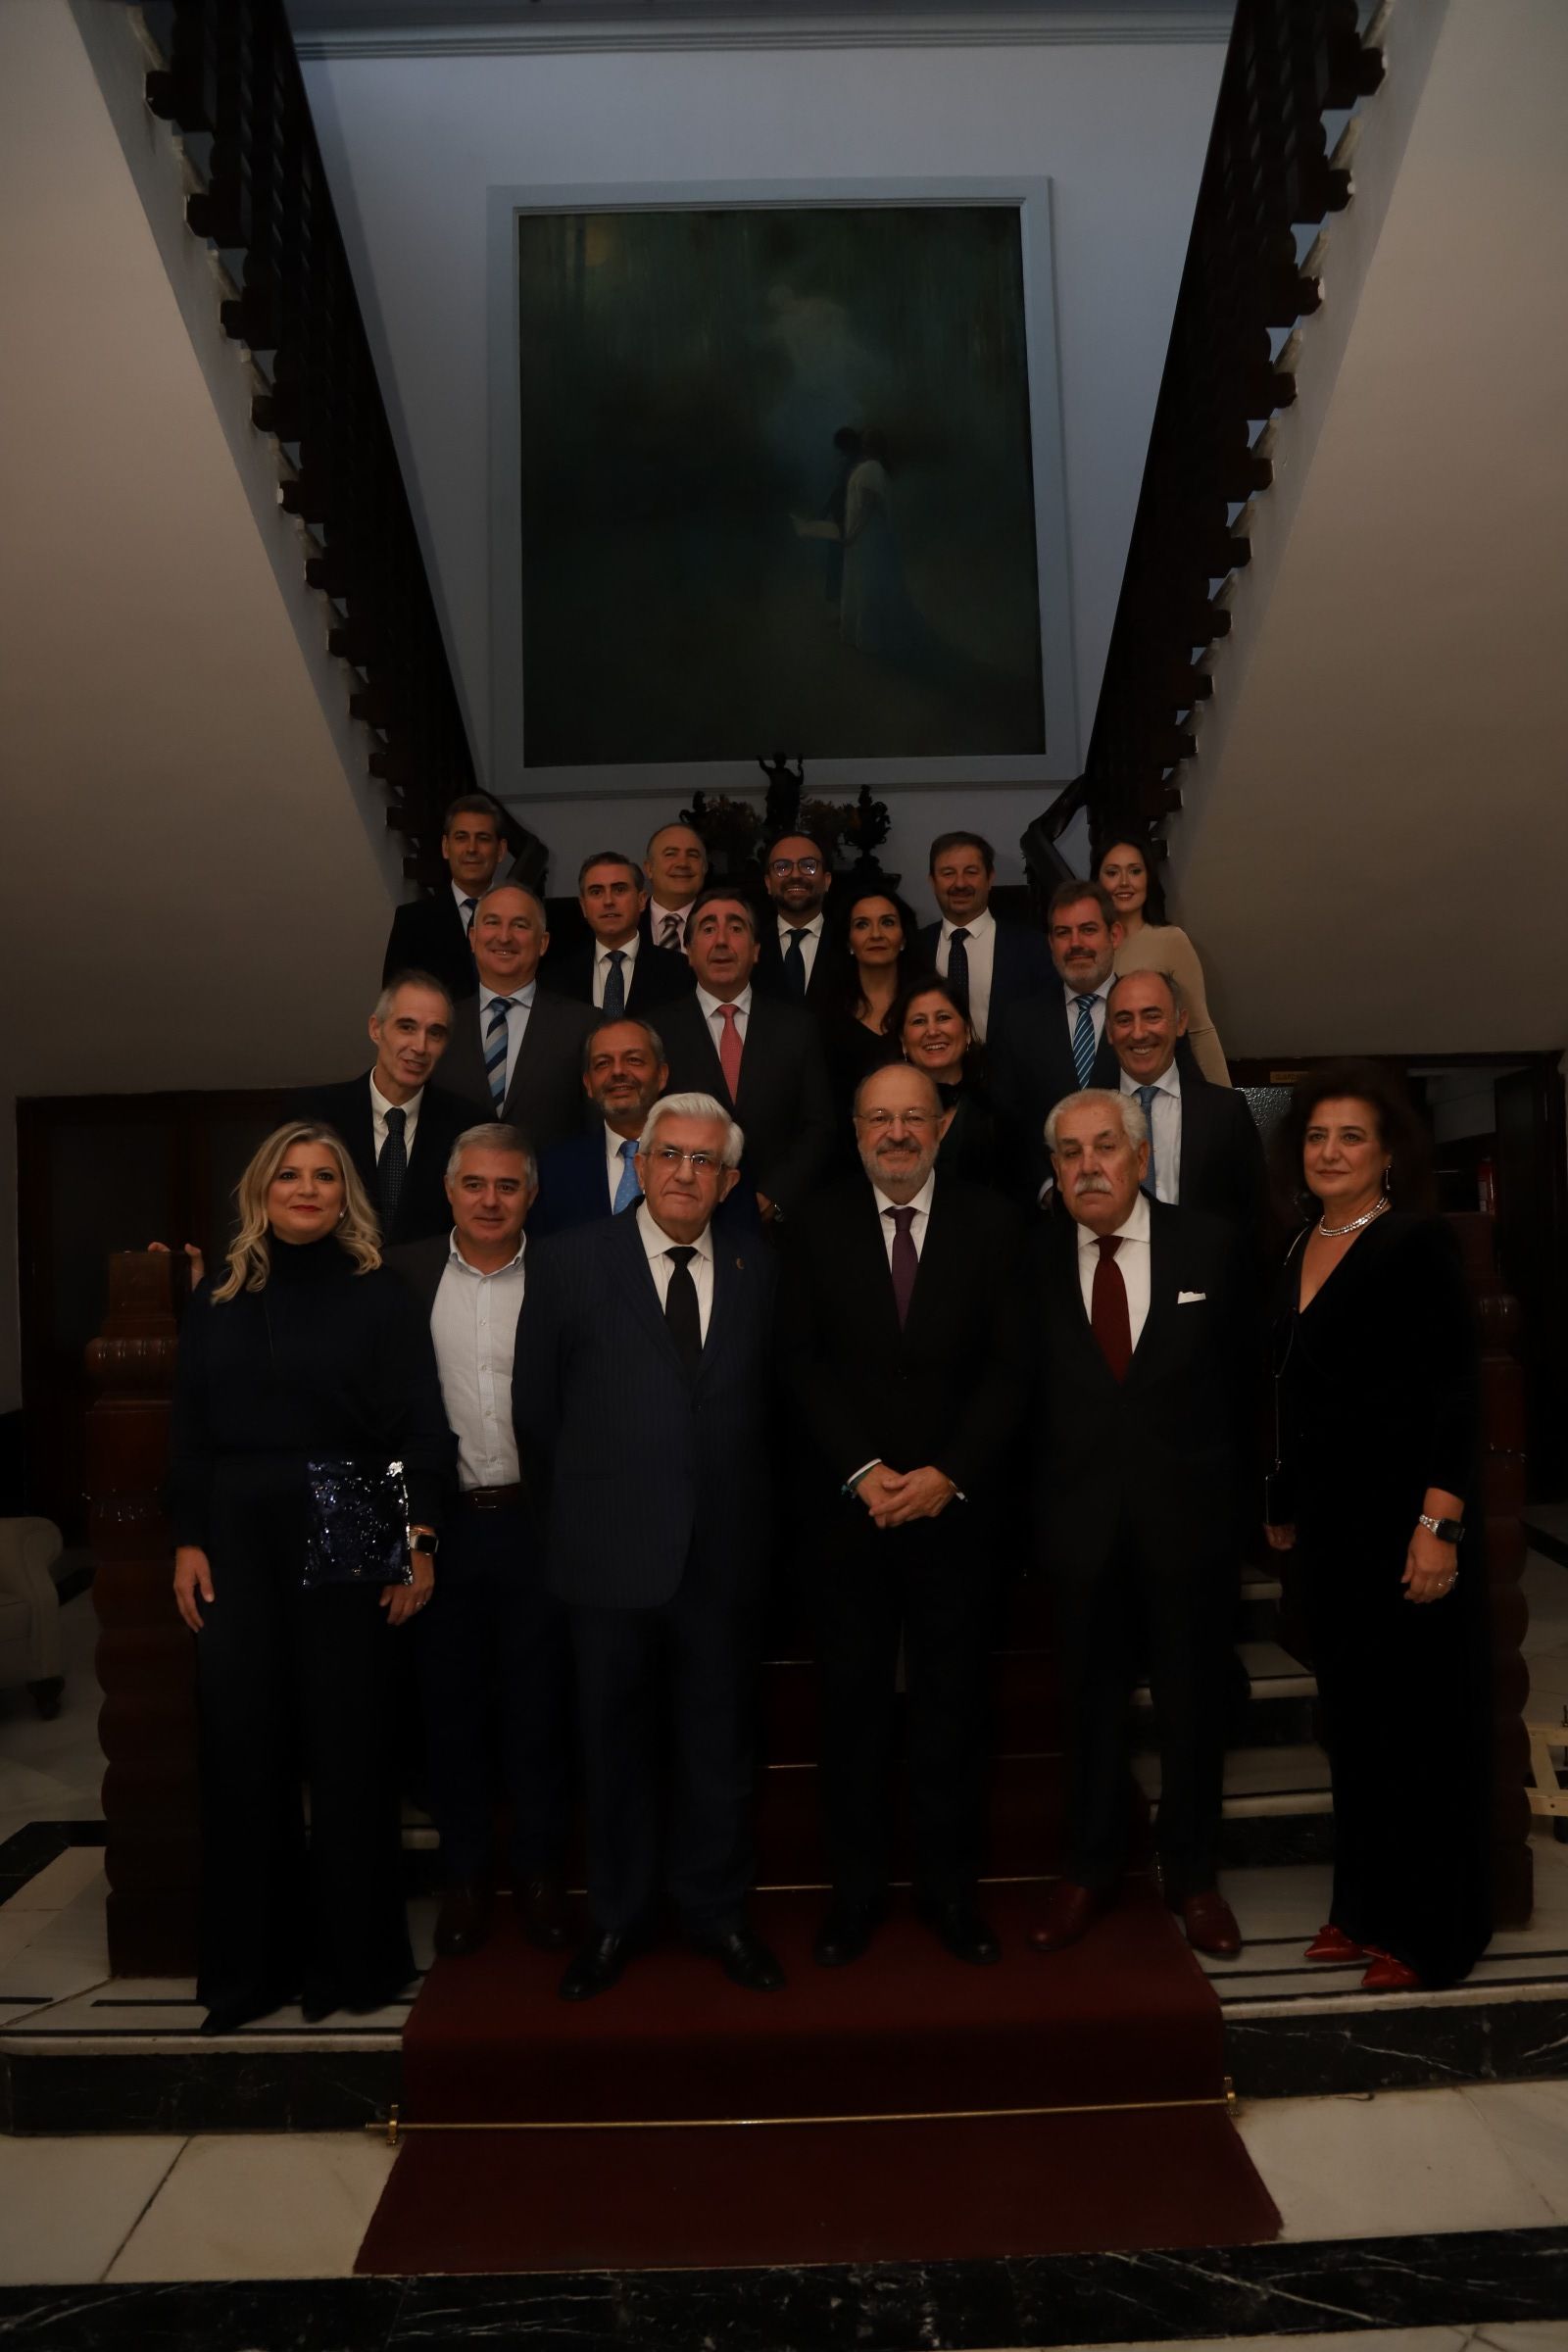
[
  {"x1": 414, "y1": 1500, "x2": 570, "y2": 1884},
  {"x1": 196, "y1": 1459, "x2": 413, "y2": 2014},
  {"x1": 1051, "y1": 1527, "x2": 1233, "y2": 1897},
  {"x1": 810, "y1": 1508, "x2": 998, "y2": 1904},
  {"x1": 569, "y1": 1548, "x2": 760, "y2": 1937}
]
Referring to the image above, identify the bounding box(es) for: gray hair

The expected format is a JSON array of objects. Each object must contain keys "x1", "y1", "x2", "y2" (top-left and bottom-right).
[
  {"x1": 582, "y1": 1015, "x2": 665, "y2": 1074},
  {"x1": 1106, "y1": 966, "x2": 1185, "y2": 1018},
  {"x1": 372, "y1": 969, "x2": 455, "y2": 1024},
  {"x1": 445, "y1": 1121, "x2": 538, "y2": 1188},
  {"x1": 471, "y1": 881, "x2": 548, "y2": 928},
  {"x1": 638, "y1": 1090, "x2": 745, "y2": 1169},
  {"x1": 1044, "y1": 1088, "x2": 1149, "y2": 1157}
]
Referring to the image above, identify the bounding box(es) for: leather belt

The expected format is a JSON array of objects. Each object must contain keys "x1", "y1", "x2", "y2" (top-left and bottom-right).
[{"x1": 457, "y1": 1485, "x2": 524, "y2": 1513}]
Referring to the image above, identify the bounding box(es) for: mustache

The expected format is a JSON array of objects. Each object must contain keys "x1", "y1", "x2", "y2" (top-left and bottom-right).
[{"x1": 1070, "y1": 1172, "x2": 1113, "y2": 1193}]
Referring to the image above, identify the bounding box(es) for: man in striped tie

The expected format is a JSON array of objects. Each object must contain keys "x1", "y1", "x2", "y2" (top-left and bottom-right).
[
  {"x1": 988, "y1": 878, "x2": 1125, "y2": 1208},
  {"x1": 440, "y1": 885, "x2": 597, "y2": 1156}
]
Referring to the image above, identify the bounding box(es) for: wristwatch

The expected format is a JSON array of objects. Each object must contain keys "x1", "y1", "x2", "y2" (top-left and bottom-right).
[
  {"x1": 408, "y1": 1526, "x2": 439, "y2": 1558},
  {"x1": 1417, "y1": 1514, "x2": 1464, "y2": 1544}
]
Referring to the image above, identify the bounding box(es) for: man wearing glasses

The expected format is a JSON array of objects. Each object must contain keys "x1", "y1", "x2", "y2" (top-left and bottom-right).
[
  {"x1": 781, "y1": 1063, "x2": 1027, "y2": 1971},
  {"x1": 514, "y1": 1093, "x2": 783, "y2": 2002},
  {"x1": 755, "y1": 829, "x2": 847, "y2": 1006}
]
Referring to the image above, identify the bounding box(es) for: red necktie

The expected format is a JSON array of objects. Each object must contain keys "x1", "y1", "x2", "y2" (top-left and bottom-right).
[
  {"x1": 1091, "y1": 1233, "x2": 1132, "y2": 1381},
  {"x1": 886, "y1": 1203, "x2": 918, "y2": 1328},
  {"x1": 716, "y1": 1002, "x2": 743, "y2": 1100}
]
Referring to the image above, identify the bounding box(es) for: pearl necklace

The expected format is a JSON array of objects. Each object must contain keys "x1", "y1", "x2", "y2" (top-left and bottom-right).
[{"x1": 1317, "y1": 1196, "x2": 1390, "y2": 1241}]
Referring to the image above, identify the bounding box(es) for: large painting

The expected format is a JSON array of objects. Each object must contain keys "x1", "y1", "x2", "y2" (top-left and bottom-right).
[{"x1": 514, "y1": 204, "x2": 1047, "y2": 769}]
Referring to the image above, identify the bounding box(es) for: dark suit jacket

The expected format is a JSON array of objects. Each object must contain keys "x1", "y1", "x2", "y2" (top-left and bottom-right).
[
  {"x1": 917, "y1": 914, "x2": 1054, "y2": 1035},
  {"x1": 382, "y1": 891, "x2": 476, "y2": 1004},
  {"x1": 513, "y1": 1209, "x2": 776, "y2": 1609},
  {"x1": 988, "y1": 980, "x2": 1121, "y2": 1203},
  {"x1": 1170, "y1": 1070, "x2": 1267, "y2": 1246},
  {"x1": 1030, "y1": 1200, "x2": 1247, "y2": 1583},
  {"x1": 658, "y1": 990, "x2": 836, "y2": 1215},
  {"x1": 530, "y1": 1128, "x2": 763, "y2": 1244},
  {"x1": 782, "y1": 1173, "x2": 1027, "y2": 1514},
  {"x1": 439, "y1": 987, "x2": 598, "y2": 1157},
  {"x1": 754, "y1": 917, "x2": 851, "y2": 1009},
  {"x1": 382, "y1": 1233, "x2": 452, "y2": 1320},
  {"x1": 550, "y1": 934, "x2": 694, "y2": 1025},
  {"x1": 290, "y1": 1074, "x2": 474, "y2": 1247}
]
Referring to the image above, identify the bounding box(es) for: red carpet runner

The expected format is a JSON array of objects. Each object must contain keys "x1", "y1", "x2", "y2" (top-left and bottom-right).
[{"x1": 357, "y1": 1588, "x2": 1280, "y2": 2272}]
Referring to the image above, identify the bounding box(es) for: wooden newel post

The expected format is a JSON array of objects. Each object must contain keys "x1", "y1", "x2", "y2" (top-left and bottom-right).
[
  {"x1": 1447, "y1": 1211, "x2": 1534, "y2": 1930},
  {"x1": 87, "y1": 1251, "x2": 200, "y2": 1975}
]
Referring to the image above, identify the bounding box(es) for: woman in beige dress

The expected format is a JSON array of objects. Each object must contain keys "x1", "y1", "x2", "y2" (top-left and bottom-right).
[{"x1": 1097, "y1": 836, "x2": 1230, "y2": 1085}]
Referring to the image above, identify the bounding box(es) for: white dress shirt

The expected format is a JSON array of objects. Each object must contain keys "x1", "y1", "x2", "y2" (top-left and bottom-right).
[
  {"x1": 480, "y1": 979, "x2": 537, "y2": 1097},
  {"x1": 649, "y1": 900, "x2": 691, "y2": 953},
  {"x1": 429, "y1": 1231, "x2": 526, "y2": 1491},
  {"x1": 1120, "y1": 1061, "x2": 1183, "y2": 1204},
  {"x1": 636, "y1": 1200, "x2": 715, "y2": 1342},
  {"x1": 1064, "y1": 975, "x2": 1113, "y2": 1055},
  {"x1": 870, "y1": 1168, "x2": 936, "y2": 1268},
  {"x1": 1075, "y1": 1189, "x2": 1152, "y2": 1352},
  {"x1": 450, "y1": 878, "x2": 480, "y2": 926},
  {"x1": 368, "y1": 1075, "x2": 422, "y2": 1162},
  {"x1": 605, "y1": 1122, "x2": 641, "y2": 1209},
  {"x1": 938, "y1": 906, "x2": 997, "y2": 1041},
  {"x1": 593, "y1": 931, "x2": 642, "y2": 1010},
  {"x1": 695, "y1": 981, "x2": 753, "y2": 1069},
  {"x1": 775, "y1": 910, "x2": 824, "y2": 989}
]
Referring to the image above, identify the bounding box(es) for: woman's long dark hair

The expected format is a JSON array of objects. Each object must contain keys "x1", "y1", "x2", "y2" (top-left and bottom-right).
[
  {"x1": 887, "y1": 970, "x2": 982, "y2": 1088},
  {"x1": 831, "y1": 885, "x2": 924, "y2": 1027},
  {"x1": 1269, "y1": 1058, "x2": 1436, "y2": 1226},
  {"x1": 1093, "y1": 829, "x2": 1170, "y2": 927}
]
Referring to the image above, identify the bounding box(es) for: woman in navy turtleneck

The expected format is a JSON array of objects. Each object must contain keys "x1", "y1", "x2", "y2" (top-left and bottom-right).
[{"x1": 169, "y1": 1122, "x2": 453, "y2": 2035}]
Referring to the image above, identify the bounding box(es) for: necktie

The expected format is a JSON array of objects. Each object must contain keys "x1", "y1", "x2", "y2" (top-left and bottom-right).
[
  {"x1": 716, "y1": 1002, "x2": 743, "y2": 1100},
  {"x1": 1136, "y1": 1084, "x2": 1158, "y2": 1199},
  {"x1": 603, "y1": 949, "x2": 627, "y2": 1020},
  {"x1": 783, "y1": 928, "x2": 809, "y2": 999},
  {"x1": 378, "y1": 1105, "x2": 407, "y2": 1233},
  {"x1": 663, "y1": 1245, "x2": 702, "y2": 1372},
  {"x1": 461, "y1": 896, "x2": 477, "y2": 933},
  {"x1": 1091, "y1": 1234, "x2": 1133, "y2": 1381},
  {"x1": 659, "y1": 911, "x2": 681, "y2": 953},
  {"x1": 612, "y1": 1135, "x2": 641, "y2": 1212},
  {"x1": 947, "y1": 927, "x2": 971, "y2": 1017},
  {"x1": 886, "y1": 1203, "x2": 918, "y2": 1329},
  {"x1": 484, "y1": 996, "x2": 512, "y2": 1110},
  {"x1": 1071, "y1": 994, "x2": 1099, "y2": 1089}
]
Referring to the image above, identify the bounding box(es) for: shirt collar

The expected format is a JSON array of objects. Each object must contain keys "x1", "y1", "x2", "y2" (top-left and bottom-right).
[
  {"x1": 1061, "y1": 971, "x2": 1112, "y2": 1004},
  {"x1": 451, "y1": 878, "x2": 482, "y2": 911},
  {"x1": 941, "y1": 906, "x2": 995, "y2": 944},
  {"x1": 595, "y1": 933, "x2": 640, "y2": 966},
  {"x1": 1076, "y1": 1189, "x2": 1152, "y2": 1254},
  {"x1": 369, "y1": 1074, "x2": 421, "y2": 1121},
  {"x1": 777, "y1": 911, "x2": 823, "y2": 942},
  {"x1": 696, "y1": 982, "x2": 753, "y2": 1020},
  {"x1": 637, "y1": 1200, "x2": 714, "y2": 1266},
  {"x1": 1119, "y1": 1060, "x2": 1181, "y2": 1099},
  {"x1": 483, "y1": 979, "x2": 537, "y2": 1012},
  {"x1": 872, "y1": 1169, "x2": 937, "y2": 1222},
  {"x1": 445, "y1": 1227, "x2": 526, "y2": 1277}
]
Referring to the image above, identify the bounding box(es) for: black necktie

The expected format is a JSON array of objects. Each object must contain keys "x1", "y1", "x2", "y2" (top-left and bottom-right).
[
  {"x1": 947, "y1": 927, "x2": 971, "y2": 1016},
  {"x1": 604, "y1": 949, "x2": 627, "y2": 1019},
  {"x1": 379, "y1": 1106, "x2": 408, "y2": 1234},
  {"x1": 663, "y1": 1246, "x2": 702, "y2": 1372},
  {"x1": 783, "y1": 928, "x2": 809, "y2": 999}
]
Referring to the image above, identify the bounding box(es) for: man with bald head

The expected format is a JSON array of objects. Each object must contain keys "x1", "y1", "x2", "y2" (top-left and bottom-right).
[
  {"x1": 1106, "y1": 968, "x2": 1265, "y2": 1246},
  {"x1": 439, "y1": 883, "x2": 596, "y2": 1154},
  {"x1": 782, "y1": 1061, "x2": 1027, "y2": 1970}
]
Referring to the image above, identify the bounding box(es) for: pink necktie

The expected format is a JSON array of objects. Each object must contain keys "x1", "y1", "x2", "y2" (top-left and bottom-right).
[{"x1": 716, "y1": 1003, "x2": 743, "y2": 1100}]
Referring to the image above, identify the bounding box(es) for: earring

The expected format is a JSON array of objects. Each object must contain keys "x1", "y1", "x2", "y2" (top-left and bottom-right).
[{"x1": 1381, "y1": 1165, "x2": 1393, "y2": 1198}]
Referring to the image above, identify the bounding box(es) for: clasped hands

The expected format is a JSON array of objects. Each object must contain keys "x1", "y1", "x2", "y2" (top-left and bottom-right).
[{"x1": 855, "y1": 1463, "x2": 956, "y2": 1529}]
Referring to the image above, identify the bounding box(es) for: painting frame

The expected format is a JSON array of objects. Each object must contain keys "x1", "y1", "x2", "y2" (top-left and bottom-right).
[{"x1": 487, "y1": 176, "x2": 1077, "y2": 803}]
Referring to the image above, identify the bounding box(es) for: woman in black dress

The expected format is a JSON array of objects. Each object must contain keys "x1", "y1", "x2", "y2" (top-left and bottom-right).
[
  {"x1": 818, "y1": 886, "x2": 923, "y2": 1141},
  {"x1": 890, "y1": 973, "x2": 999, "y2": 1186},
  {"x1": 170, "y1": 1122, "x2": 453, "y2": 2034},
  {"x1": 1264, "y1": 1063, "x2": 1491, "y2": 1989}
]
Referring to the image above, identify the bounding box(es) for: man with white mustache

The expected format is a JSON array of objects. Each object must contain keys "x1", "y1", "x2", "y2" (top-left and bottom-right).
[{"x1": 1026, "y1": 1089, "x2": 1249, "y2": 1962}]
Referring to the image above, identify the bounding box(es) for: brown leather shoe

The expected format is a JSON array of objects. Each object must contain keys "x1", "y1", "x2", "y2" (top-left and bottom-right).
[
  {"x1": 433, "y1": 1882, "x2": 493, "y2": 1959},
  {"x1": 1027, "y1": 1880, "x2": 1114, "y2": 1952},
  {"x1": 516, "y1": 1874, "x2": 569, "y2": 1952},
  {"x1": 1175, "y1": 1887, "x2": 1243, "y2": 1957}
]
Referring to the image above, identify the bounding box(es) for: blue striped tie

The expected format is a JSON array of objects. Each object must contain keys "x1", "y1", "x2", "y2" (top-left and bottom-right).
[
  {"x1": 1071, "y1": 995, "x2": 1099, "y2": 1088},
  {"x1": 484, "y1": 996, "x2": 512, "y2": 1110},
  {"x1": 612, "y1": 1136, "x2": 641, "y2": 1212}
]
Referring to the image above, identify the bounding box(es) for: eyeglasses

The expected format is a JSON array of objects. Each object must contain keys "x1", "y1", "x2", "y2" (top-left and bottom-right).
[
  {"x1": 648, "y1": 1146, "x2": 722, "y2": 1176},
  {"x1": 856, "y1": 1109, "x2": 936, "y2": 1131},
  {"x1": 768, "y1": 857, "x2": 821, "y2": 878}
]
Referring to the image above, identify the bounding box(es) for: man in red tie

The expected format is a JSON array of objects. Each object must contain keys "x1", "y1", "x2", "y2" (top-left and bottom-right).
[{"x1": 1027, "y1": 1090, "x2": 1249, "y2": 1960}]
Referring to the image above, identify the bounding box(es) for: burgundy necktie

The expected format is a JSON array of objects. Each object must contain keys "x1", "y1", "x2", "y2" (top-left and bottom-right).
[
  {"x1": 1091, "y1": 1233, "x2": 1132, "y2": 1381},
  {"x1": 887, "y1": 1204, "x2": 918, "y2": 1328},
  {"x1": 716, "y1": 1002, "x2": 743, "y2": 1100}
]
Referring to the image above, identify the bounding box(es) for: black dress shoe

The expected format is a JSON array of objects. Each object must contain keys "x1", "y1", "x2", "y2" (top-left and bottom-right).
[
  {"x1": 516, "y1": 1874, "x2": 568, "y2": 1952},
  {"x1": 433, "y1": 1881, "x2": 493, "y2": 1959},
  {"x1": 813, "y1": 1895, "x2": 887, "y2": 1969},
  {"x1": 560, "y1": 1928, "x2": 641, "y2": 2002},
  {"x1": 691, "y1": 1925, "x2": 785, "y2": 1991},
  {"x1": 199, "y1": 1984, "x2": 295, "y2": 2036},
  {"x1": 915, "y1": 1896, "x2": 1001, "y2": 1966}
]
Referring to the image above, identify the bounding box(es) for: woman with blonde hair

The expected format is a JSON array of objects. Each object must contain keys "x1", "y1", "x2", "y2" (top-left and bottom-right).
[{"x1": 169, "y1": 1122, "x2": 453, "y2": 2034}]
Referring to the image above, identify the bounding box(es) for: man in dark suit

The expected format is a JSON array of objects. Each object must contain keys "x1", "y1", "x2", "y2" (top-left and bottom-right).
[
  {"x1": 514, "y1": 1092, "x2": 782, "y2": 2001},
  {"x1": 293, "y1": 972, "x2": 473, "y2": 1246},
  {"x1": 1026, "y1": 1089, "x2": 1248, "y2": 1961},
  {"x1": 386, "y1": 1123, "x2": 571, "y2": 1961},
  {"x1": 658, "y1": 891, "x2": 836, "y2": 1223},
  {"x1": 529, "y1": 1016, "x2": 669, "y2": 1239},
  {"x1": 1107, "y1": 968, "x2": 1266, "y2": 1247},
  {"x1": 989, "y1": 877, "x2": 1124, "y2": 1205},
  {"x1": 438, "y1": 885, "x2": 597, "y2": 1155},
  {"x1": 381, "y1": 793, "x2": 511, "y2": 1004},
  {"x1": 754, "y1": 829, "x2": 848, "y2": 1006},
  {"x1": 917, "y1": 830, "x2": 1053, "y2": 1044},
  {"x1": 552, "y1": 852, "x2": 694, "y2": 1021},
  {"x1": 640, "y1": 820, "x2": 710, "y2": 958},
  {"x1": 783, "y1": 1062, "x2": 1027, "y2": 1969}
]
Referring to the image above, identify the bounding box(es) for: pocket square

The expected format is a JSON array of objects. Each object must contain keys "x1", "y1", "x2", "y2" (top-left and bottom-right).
[{"x1": 1176, "y1": 1289, "x2": 1207, "y2": 1304}]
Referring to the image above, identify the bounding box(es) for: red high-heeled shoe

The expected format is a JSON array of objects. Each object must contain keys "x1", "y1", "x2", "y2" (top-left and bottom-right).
[
  {"x1": 1360, "y1": 1947, "x2": 1422, "y2": 1991},
  {"x1": 1304, "y1": 1923, "x2": 1365, "y2": 1963}
]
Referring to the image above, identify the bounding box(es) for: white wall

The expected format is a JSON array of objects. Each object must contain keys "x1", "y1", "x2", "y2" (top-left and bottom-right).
[{"x1": 299, "y1": 22, "x2": 1227, "y2": 906}]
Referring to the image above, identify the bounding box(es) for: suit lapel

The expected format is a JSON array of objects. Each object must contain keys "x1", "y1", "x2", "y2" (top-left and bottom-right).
[
  {"x1": 854, "y1": 1182, "x2": 906, "y2": 1347},
  {"x1": 1051, "y1": 1217, "x2": 1117, "y2": 1390},
  {"x1": 682, "y1": 997, "x2": 731, "y2": 1106},
  {"x1": 1126, "y1": 1203, "x2": 1176, "y2": 1383},
  {"x1": 900, "y1": 1177, "x2": 954, "y2": 1348},
  {"x1": 503, "y1": 992, "x2": 552, "y2": 1120},
  {"x1": 612, "y1": 1209, "x2": 685, "y2": 1369}
]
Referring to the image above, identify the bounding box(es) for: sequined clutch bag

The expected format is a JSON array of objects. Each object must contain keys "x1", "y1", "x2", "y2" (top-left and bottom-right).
[{"x1": 301, "y1": 1458, "x2": 412, "y2": 1592}]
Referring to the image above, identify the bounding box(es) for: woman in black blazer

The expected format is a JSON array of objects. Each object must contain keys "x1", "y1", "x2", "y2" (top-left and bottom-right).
[
  {"x1": 890, "y1": 973, "x2": 999, "y2": 1187},
  {"x1": 170, "y1": 1122, "x2": 452, "y2": 2034},
  {"x1": 817, "y1": 886, "x2": 922, "y2": 1143},
  {"x1": 1264, "y1": 1062, "x2": 1491, "y2": 1989}
]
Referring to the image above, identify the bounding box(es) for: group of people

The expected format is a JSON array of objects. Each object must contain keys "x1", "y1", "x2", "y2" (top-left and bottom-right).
[{"x1": 166, "y1": 792, "x2": 1492, "y2": 2034}]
